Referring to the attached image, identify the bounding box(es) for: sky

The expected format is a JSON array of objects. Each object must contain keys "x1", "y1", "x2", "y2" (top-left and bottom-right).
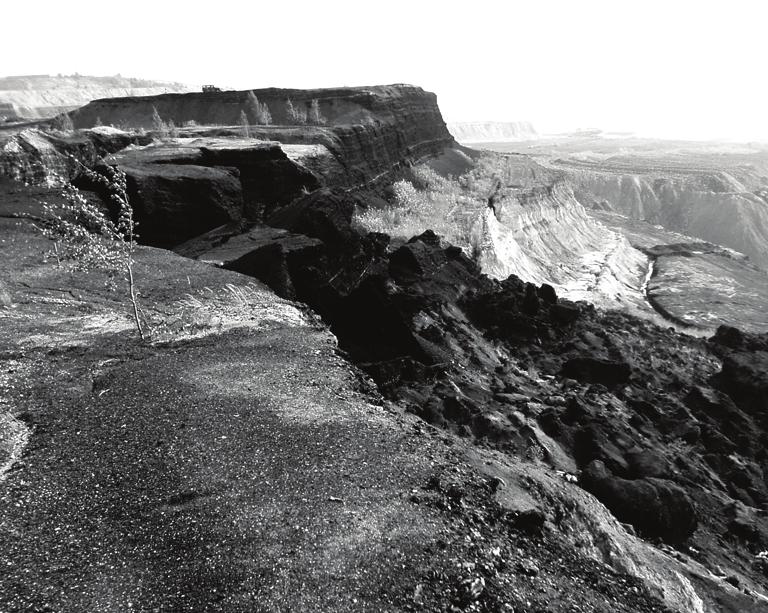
[{"x1": 2, "y1": 0, "x2": 767, "y2": 141}]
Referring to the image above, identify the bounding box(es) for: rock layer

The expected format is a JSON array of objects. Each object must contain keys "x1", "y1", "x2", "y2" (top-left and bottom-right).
[
  {"x1": 554, "y1": 157, "x2": 768, "y2": 268},
  {"x1": 72, "y1": 85, "x2": 455, "y2": 188}
]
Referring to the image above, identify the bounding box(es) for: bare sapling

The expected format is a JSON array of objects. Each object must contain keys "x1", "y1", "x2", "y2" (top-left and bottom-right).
[{"x1": 39, "y1": 163, "x2": 148, "y2": 340}]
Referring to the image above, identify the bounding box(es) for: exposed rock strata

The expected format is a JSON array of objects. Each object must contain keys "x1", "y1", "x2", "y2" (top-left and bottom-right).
[
  {"x1": 72, "y1": 85, "x2": 456, "y2": 189},
  {"x1": 555, "y1": 158, "x2": 768, "y2": 268},
  {"x1": 0, "y1": 128, "x2": 146, "y2": 184},
  {"x1": 0, "y1": 74, "x2": 193, "y2": 119},
  {"x1": 448, "y1": 121, "x2": 538, "y2": 143}
]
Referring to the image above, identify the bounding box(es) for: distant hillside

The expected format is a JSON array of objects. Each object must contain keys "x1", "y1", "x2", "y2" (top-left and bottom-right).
[
  {"x1": 0, "y1": 74, "x2": 195, "y2": 120},
  {"x1": 448, "y1": 120, "x2": 538, "y2": 143}
]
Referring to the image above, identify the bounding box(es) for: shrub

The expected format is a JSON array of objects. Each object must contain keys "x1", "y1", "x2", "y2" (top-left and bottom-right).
[
  {"x1": 39, "y1": 163, "x2": 148, "y2": 340},
  {"x1": 354, "y1": 165, "x2": 482, "y2": 255},
  {"x1": 52, "y1": 112, "x2": 74, "y2": 132}
]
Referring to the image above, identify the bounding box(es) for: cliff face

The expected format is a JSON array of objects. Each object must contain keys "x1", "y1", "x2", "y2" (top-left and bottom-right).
[
  {"x1": 0, "y1": 74, "x2": 193, "y2": 120},
  {"x1": 0, "y1": 128, "x2": 143, "y2": 184},
  {"x1": 71, "y1": 85, "x2": 454, "y2": 184},
  {"x1": 473, "y1": 181, "x2": 647, "y2": 312},
  {"x1": 554, "y1": 158, "x2": 768, "y2": 268},
  {"x1": 448, "y1": 121, "x2": 538, "y2": 143}
]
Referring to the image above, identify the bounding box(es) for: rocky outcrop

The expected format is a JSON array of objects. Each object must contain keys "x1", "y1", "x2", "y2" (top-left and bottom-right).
[
  {"x1": 111, "y1": 139, "x2": 321, "y2": 242},
  {"x1": 580, "y1": 460, "x2": 698, "y2": 543},
  {"x1": 448, "y1": 121, "x2": 538, "y2": 143},
  {"x1": 120, "y1": 163, "x2": 245, "y2": 247}
]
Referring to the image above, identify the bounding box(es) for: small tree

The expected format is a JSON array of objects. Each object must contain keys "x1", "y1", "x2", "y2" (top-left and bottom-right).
[
  {"x1": 151, "y1": 106, "x2": 170, "y2": 138},
  {"x1": 285, "y1": 98, "x2": 307, "y2": 125},
  {"x1": 308, "y1": 99, "x2": 326, "y2": 125},
  {"x1": 246, "y1": 91, "x2": 272, "y2": 125},
  {"x1": 39, "y1": 164, "x2": 147, "y2": 340},
  {"x1": 239, "y1": 110, "x2": 251, "y2": 137},
  {"x1": 53, "y1": 112, "x2": 74, "y2": 132}
]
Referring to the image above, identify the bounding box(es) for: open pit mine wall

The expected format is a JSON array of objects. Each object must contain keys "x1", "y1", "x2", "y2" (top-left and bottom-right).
[
  {"x1": 70, "y1": 85, "x2": 456, "y2": 186},
  {"x1": 474, "y1": 181, "x2": 647, "y2": 307},
  {"x1": 448, "y1": 121, "x2": 538, "y2": 143},
  {"x1": 558, "y1": 164, "x2": 768, "y2": 269},
  {"x1": 0, "y1": 75, "x2": 194, "y2": 119}
]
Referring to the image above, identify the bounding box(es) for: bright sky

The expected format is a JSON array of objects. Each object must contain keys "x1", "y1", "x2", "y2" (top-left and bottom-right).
[{"x1": 3, "y1": 0, "x2": 766, "y2": 141}]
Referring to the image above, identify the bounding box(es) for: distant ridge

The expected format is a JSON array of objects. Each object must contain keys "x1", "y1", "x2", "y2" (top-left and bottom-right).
[
  {"x1": 0, "y1": 74, "x2": 195, "y2": 120},
  {"x1": 448, "y1": 120, "x2": 538, "y2": 143}
]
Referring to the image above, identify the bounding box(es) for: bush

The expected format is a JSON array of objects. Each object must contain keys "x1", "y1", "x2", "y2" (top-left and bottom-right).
[
  {"x1": 353, "y1": 165, "x2": 482, "y2": 255},
  {"x1": 52, "y1": 112, "x2": 74, "y2": 132}
]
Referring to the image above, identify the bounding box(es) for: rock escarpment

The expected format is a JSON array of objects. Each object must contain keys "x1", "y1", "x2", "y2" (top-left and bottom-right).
[
  {"x1": 71, "y1": 85, "x2": 455, "y2": 188},
  {"x1": 554, "y1": 157, "x2": 768, "y2": 268},
  {"x1": 471, "y1": 180, "x2": 648, "y2": 312}
]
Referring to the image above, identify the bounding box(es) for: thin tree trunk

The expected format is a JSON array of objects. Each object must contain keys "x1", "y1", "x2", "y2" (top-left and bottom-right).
[{"x1": 127, "y1": 261, "x2": 145, "y2": 341}]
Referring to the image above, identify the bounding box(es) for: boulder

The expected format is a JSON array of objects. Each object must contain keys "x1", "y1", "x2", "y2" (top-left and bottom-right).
[
  {"x1": 714, "y1": 351, "x2": 768, "y2": 417},
  {"x1": 580, "y1": 460, "x2": 698, "y2": 543}
]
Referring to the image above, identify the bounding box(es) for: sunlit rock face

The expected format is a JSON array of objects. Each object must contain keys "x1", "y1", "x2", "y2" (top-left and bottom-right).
[
  {"x1": 553, "y1": 158, "x2": 768, "y2": 268},
  {"x1": 471, "y1": 181, "x2": 649, "y2": 312},
  {"x1": 0, "y1": 74, "x2": 193, "y2": 119},
  {"x1": 448, "y1": 121, "x2": 538, "y2": 143},
  {"x1": 0, "y1": 128, "x2": 136, "y2": 184}
]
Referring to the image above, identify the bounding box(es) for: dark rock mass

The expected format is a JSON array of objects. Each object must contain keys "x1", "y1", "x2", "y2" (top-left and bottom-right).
[
  {"x1": 121, "y1": 162, "x2": 245, "y2": 247},
  {"x1": 580, "y1": 460, "x2": 698, "y2": 542}
]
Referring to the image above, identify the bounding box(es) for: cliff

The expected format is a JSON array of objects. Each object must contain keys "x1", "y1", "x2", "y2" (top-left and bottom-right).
[
  {"x1": 448, "y1": 121, "x2": 538, "y2": 143},
  {"x1": 72, "y1": 85, "x2": 455, "y2": 186},
  {"x1": 0, "y1": 74, "x2": 193, "y2": 120},
  {"x1": 552, "y1": 157, "x2": 768, "y2": 268},
  {"x1": 471, "y1": 181, "x2": 648, "y2": 313}
]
